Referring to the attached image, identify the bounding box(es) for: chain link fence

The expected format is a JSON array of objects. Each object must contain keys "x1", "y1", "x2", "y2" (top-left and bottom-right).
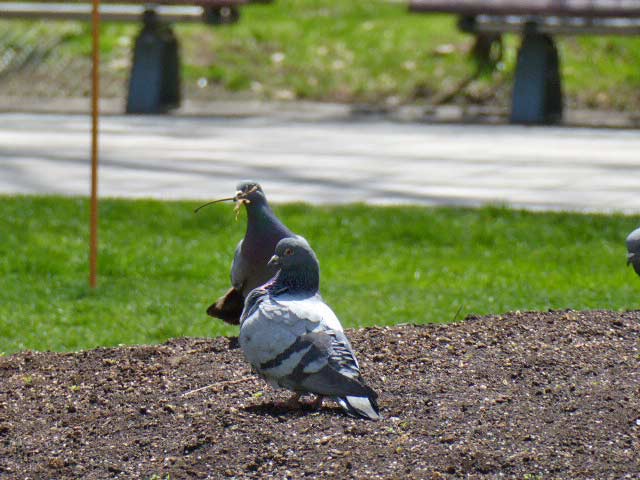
[
  {"x1": 0, "y1": 18, "x2": 234, "y2": 112},
  {"x1": 0, "y1": 19, "x2": 132, "y2": 110}
]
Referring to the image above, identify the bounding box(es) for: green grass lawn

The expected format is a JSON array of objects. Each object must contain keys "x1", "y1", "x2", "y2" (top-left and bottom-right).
[
  {"x1": 2, "y1": 0, "x2": 640, "y2": 109},
  {"x1": 1, "y1": 195, "x2": 638, "y2": 354}
]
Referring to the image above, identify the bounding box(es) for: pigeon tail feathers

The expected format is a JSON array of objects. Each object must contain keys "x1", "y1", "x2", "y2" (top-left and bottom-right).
[
  {"x1": 336, "y1": 394, "x2": 381, "y2": 420},
  {"x1": 207, "y1": 287, "x2": 244, "y2": 325}
]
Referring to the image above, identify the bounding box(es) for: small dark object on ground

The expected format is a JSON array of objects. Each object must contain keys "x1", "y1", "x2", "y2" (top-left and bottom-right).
[{"x1": 0, "y1": 310, "x2": 638, "y2": 478}]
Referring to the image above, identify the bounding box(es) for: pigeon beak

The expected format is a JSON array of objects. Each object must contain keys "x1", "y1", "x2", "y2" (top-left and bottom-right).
[
  {"x1": 268, "y1": 254, "x2": 280, "y2": 267},
  {"x1": 628, "y1": 253, "x2": 634, "y2": 266}
]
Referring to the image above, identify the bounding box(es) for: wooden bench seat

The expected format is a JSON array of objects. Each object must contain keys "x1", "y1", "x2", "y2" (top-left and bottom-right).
[
  {"x1": 0, "y1": 2, "x2": 246, "y2": 23},
  {"x1": 409, "y1": 0, "x2": 640, "y2": 124},
  {"x1": 410, "y1": 0, "x2": 640, "y2": 18}
]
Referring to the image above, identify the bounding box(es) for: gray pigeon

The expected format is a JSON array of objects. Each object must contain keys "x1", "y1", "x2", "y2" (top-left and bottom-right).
[
  {"x1": 205, "y1": 181, "x2": 296, "y2": 325},
  {"x1": 239, "y1": 237, "x2": 381, "y2": 420},
  {"x1": 626, "y1": 226, "x2": 640, "y2": 275}
]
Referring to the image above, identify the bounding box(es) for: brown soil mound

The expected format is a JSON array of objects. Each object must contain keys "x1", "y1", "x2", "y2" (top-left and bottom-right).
[{"x1": 1, "y1": 310, "x2": 638, "y2": 479}]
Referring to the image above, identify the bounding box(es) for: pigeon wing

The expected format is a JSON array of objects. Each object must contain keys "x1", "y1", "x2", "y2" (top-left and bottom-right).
[
  {"x1": 287, "y1": 330, "x2": 364, "y2": 392},
  {"x1": 251, "y1": 297, "x2": 365, "y2": 396},
  {"x1": 264, "y1": 328, "x2": 380, "y2": 419},
  {"x1": 240, "y1": 293, "x2": 341, "y2": 380},
  {"x1": 230, "y1": 239, "x2": 247, "y2": 292}
]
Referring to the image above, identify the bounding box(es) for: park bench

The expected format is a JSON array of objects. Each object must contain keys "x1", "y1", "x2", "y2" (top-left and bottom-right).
[
  {"x1": 0, "y1": 0, "x2": 269, "y2": 113},
  {"x1": 409, "y1": 0, "x2": 640, "y2": 124}
]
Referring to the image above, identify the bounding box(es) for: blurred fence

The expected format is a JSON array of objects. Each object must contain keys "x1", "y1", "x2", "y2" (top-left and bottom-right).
[
  {"x1": 0, "y1": 20, "x2": 131, "y2": 109},
  {"x1": 0, "y1": 18, "x2": 228, "y2": 112}
]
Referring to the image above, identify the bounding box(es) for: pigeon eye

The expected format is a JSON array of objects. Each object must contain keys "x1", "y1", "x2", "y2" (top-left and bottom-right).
[{"x1": 284, "y1": 248, "x2": 294, "y2": 256}]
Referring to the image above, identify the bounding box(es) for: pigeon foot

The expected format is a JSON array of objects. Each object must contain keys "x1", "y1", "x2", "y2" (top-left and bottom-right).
[
  {"x1": 300, "y1": 395, "x2": 324, "y2": 410},
  {"x1": 274, "y1": 393, "x2": 302, "y2": 410}
]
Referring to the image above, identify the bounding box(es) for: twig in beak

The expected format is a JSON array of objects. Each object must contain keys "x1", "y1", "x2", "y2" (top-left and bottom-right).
[
  {"x1": 195, "y1": 185, "x2": 260, "y2": 217},
  {"x1": 245, "y1": 185, "x2": 259, "y2": 195},
  {"x1": 234, "y1": 198, "x2": 250, "y2": 221},
  {"x1": 232, "y1": 186, "x2": 258, "y2": 220},
  {"x1": 193, "y1": 196, "x2": 236, "y2": 213}
]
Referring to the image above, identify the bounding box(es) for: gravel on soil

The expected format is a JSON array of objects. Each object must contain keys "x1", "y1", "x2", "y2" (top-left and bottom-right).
[{"x1": 1, "y1": 310, "x2": 639, "y2": 479}]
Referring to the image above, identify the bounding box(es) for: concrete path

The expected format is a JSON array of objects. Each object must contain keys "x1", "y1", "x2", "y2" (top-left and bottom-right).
[{"x1": 1, "y1": 112, "x2": 639, "y2": 213}]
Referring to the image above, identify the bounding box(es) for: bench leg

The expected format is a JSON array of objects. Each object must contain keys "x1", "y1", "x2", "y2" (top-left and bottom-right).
[
  {"x1": 203, "y1": 6, "x2": 241, "y2": 25},
  {"x1": 470, "y1": 33, "x2": 502, "y2": 70},
  {"x1": 510, "y1": 31, "x2": 562, "y2": 125},
  {"x1": 126, "y1": 9, "x2": 181, "y2": 114}
]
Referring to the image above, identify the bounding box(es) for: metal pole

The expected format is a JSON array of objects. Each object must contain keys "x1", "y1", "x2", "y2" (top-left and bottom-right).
[{"x1": 89, "y1": 0, "x2": 100, "y2": 288}]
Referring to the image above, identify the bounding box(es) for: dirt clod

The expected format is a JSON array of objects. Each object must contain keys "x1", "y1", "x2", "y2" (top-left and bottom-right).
[{"x1": 0, "y1": 310, "x2": 639, "y2": 479}]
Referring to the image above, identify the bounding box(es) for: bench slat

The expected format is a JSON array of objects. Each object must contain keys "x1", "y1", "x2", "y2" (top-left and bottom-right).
[
  {"x1": 0, "y1": 0, "x2": 250, "y2": 5},
  {"x1": 469, "y1": 15, "x2": 640, "y2": 35},
  {"x1": 0, "y1": 3, "x2": 210, "y2": 22},
  {"x1": 410, "y1": 0, "x2": 640, "y2": 18}
]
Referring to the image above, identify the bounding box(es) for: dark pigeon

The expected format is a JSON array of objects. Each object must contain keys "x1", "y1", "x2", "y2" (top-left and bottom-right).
[
  {"x1": 626, "y1": 226, "x2": 640, "y2": 276},
  {"x1": 205, "y1": 181, "x2": 296, "y2": 325},
  {"x1": 239, "y1": 237, "x2": 381, "y2": 420}
]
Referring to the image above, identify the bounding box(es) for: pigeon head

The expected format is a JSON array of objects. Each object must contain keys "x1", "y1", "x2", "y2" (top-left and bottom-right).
[
  {"x1": 234, "y1": 180, "x2": 266, "y2": 206},
  {"x1": 269, "y1": 237, "x2": 319, "y2": 270},
  {"x1": 268, "y1": 237, "x2": 320, "y2": 292},
  {"x1": 626, "y1": 227, "x2": 640, "y2": 275}
]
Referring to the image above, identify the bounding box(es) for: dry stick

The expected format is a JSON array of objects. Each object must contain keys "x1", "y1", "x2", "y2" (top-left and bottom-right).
[
  {"x1": 181, "y1": 376, "x2": 254, "y2": 397},
  {"x1": 193, "y1": 196, "x2": 235, "y2": 213},
  {"x1": 234, "y1": 198, "x2": 249, "y2": 220}
]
